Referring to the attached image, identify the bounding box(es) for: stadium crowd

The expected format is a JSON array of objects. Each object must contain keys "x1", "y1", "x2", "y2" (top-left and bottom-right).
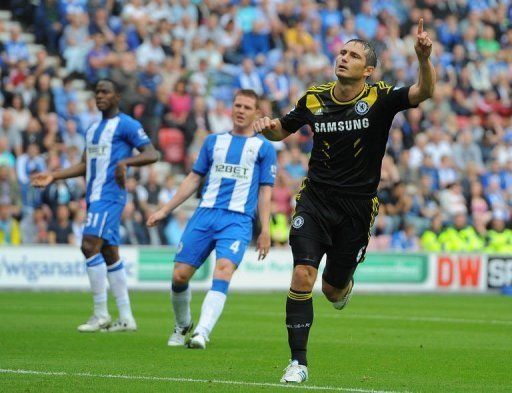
[{"x1": 0, "y1": 0, "x2": 511, "y2": 252}]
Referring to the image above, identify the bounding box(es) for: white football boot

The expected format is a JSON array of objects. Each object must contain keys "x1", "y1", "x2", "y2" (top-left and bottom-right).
[
  {"x1": 167, "y1": 323, "x2": 194, "y2": 347},
  {"x1": 280, "y1": 360, "x2": 308, "y2": 383},
  {"x1": 102, "y1": 317, "x2": 137, "y2": 332},
  {"x1": 332, "y1": 279, "x2": 354, "y2": 310},
  {"x1": 187, "y1": 332, "x2": 208, "y2": 349},
  {"x1": 77, "y1": 314, "x2": 112, "y2": 332}
]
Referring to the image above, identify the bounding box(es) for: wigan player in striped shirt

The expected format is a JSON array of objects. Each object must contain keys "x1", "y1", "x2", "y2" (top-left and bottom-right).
[
  {"x1": 147, "y1": 89, "x2": 277, "y2": 349},
  {"x1": 32, "y1": 79, "x2": 159, "y2": 333}
]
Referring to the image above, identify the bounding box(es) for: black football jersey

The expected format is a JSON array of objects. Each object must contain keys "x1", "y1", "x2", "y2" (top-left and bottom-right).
[{"x1": 280, "y1": 81, "x2": 416, "y2": 197}]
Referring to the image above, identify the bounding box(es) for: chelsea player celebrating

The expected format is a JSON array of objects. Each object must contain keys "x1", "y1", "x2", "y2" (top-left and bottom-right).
[
  {"x1": 32, "y1": 79, "x2": 159, "y2": 332},
  {"x1": 147, "y1": 89, "x2": 276, "y2": 349}
]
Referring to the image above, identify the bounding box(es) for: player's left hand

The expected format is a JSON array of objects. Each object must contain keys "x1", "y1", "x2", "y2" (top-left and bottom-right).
[
  {"x1": 414, "y1": 18, "x2": 432, "y2": 61},
  {"x1": 115, "y1": 162, "x2": 127, "y2": 188},
  {"x1": 256, "y1": 231, "x2": 271, "y2": 260}
]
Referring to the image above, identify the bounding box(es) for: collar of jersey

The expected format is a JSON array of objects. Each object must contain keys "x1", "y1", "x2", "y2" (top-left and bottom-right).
[
  {"x1": 230, "y1": 131, "x2": 257, "y2": 138},
  {"x1": 330, "y1": 83, "x2": 368, "y2": 105}
]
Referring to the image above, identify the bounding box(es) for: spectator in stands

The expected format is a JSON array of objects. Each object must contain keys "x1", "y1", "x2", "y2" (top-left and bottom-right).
[
  {"x1": 1, "y1": 110, "x2": 22, "y2": 157},
  {"x1": 16, "y1": 143, "x2": 45, "y2": 209},
  {"x1": 164, "y1": 208, "x2": 187, "y2": 246},
  {"x1": 158, "y1": 175, "x2": 177, "y2": 208},
  {"x1": 62, "y1": 119, "x2": 85, "y2": 152},
  {"x1": 53, "y1": 76, "x2": 78, "y2": 117},
  {"x1": 439, "y1": 212, "x2": 484, "y2": 252},
  {"x1": 235, "y1": 58, "x2": 264, "y2": 96},
  {"x1": 270, "y1": 202, "x2": 289, "y2": 247},
  {"x1": 120, "y1": 201, "x2": 148, "y2": 245},
  {"x1": 79, "y1": 96, "x2": 100, "y2": 131},
  {"x1": 136, "y1": 34, "x2": 166, "y2": 68},
  {"x1": 9, "y1": 93, "x2": 31, "y2": 132},
  {"x1": 20, "y1": 206, "x2": 49, "y2": 244},
  {"x1": 391, "y1": 222, "x2": 420, "y2": 251},
  {"x1": 86, "y1": 33, "x2": 111, "y2": 84},
  {"x1": 486, "y1": 213, "x2": 512, "y2": 253},
  {"x1": 0, "y1": 140, "x2": 16, "y2": 172},
  {"x1": 208, "y1": 101, "x2": 232, "y2": 134},
  {"x1": 0, "y1": 164, "x2": 18, "y2": 206},
  {"x1": 3, "y1": 25, "x2": 30, "y2": 68},
  {"x1": 109, "y1": 52, "x2": 141, "y2": 114},
  {"x1": 48, "y1": 204, "x2": 74, "y2": 244},
  {"x1": 71, "y1": 207, "x2": 84, "y2": 246},
  {"x1": 420, "y1": 214, "x2": 443, "y2": 252},
  {"x1": 0, "y1": 201, "x2": 21, "y2": 245},
  {"x1": 166, "y1": 79, "x2": 192, "y2": 127}
]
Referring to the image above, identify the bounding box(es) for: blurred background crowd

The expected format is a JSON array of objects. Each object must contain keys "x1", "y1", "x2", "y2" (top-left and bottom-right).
[{"x1": 1, "y1": 0, "x2": 511, "y2": 252}]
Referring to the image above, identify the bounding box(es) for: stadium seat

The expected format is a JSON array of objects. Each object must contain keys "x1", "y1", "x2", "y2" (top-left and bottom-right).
[{"x1": 159, "y1": 128, "x2": 185, "y2": 164}]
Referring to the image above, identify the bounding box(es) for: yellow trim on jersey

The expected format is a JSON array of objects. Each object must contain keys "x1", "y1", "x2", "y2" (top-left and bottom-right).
[
  {"x1": 354, "y1": 138, "x2": 361, "y2": 148},
  {"x1": 367, "y1": 197, "x2": 379, "y2": 241},
  {"x1": 354, "y1": 147, "x2": 363, "y2": 157},
  {"x1": 360, "y1": 86, "x2": 379, "y2": 107},
  {"x1": 377, "y1": 81, "x2": 392, "y2": 94},
  {"x1": 294, "y1": 177, "x2": 307, "y2": 202},
  {"x1": 330, "y1": 83, "x2": 368, "y2": 105},
  {"x1": 306, "y1": 94, "x2": 323, "y2": 115},
  {"x1": 307, "y1": 82, "x2": 335, "y2": 92}
]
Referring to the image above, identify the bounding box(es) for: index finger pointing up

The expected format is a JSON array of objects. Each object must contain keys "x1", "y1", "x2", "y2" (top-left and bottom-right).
[{"x1": 418, "y1": 18, "x2": 424, "y2": 35}]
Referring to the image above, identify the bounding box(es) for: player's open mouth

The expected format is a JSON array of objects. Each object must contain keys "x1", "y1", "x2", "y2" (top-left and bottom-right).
[{"x1": 338, "y1": 65, "x2": 347, "y2": 71}]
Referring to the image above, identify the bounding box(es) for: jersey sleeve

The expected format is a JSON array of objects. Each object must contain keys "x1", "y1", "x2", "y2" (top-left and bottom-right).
[
  {"x1": 123, "y1": 118, "x2": 151, "y2": 149},
  {"x1": 258, "y1": 141, "x2": 277, "y2": 186},
  {"x1": 378, "y1": 82, "x2": 418, "y2": 113},
  {"x1": 192, "y1": 135, "x2": 213, "y2": 176},
  {"x1": 279, "y1": 94, "x2": 309, "y2": 133}
]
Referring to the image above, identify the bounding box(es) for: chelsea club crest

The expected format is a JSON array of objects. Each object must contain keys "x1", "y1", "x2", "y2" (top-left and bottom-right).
[{"x1": 354, "y1": 100, "x2": 370, "y2": 115}]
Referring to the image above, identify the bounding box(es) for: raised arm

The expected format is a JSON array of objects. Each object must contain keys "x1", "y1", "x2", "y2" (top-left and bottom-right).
[
  {"x1": 31, "y1": 153, "x2": 86, "y2": 188},
  {"x1": 146, "y1": 172, "x2": 202, "y2": 227},
  {"x1": 256, "y1": 185, "x2": 273, "y2": 260},
  {"x1": 253, "y1": 117, "x2": 292, "y2": 141},
  {"x1": 408, "y1": 18, "x2": 436, "y2": 106}
]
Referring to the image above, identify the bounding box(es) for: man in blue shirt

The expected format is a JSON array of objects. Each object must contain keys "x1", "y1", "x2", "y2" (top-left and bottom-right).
[
  {"x1": 32, "y1": 79, "x2": 159, "y2": 332},
  {"x1": 147, "y1": 89, "x2": 276, "y2": 349}
]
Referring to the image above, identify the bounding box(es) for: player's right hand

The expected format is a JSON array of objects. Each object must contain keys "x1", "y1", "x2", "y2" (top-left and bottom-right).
[
  {"x1": 146, "y1": 210, "x2": 166, "y2": 227},
  {"x1": 30, "y1": 172, "x2": 54, "y2": 188},
  {"x1": 253, "y1": 117, "x2": 276, "y2": 134}
]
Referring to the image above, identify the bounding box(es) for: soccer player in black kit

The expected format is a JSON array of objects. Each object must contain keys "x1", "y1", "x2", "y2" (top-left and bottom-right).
[{"x1": 254, "y1": 19, "x2": 436, "y2": 383}]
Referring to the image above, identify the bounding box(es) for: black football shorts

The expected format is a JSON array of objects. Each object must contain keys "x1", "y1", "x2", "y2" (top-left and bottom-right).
[{"x1": 289, "y1": 179, "x2": 379, "y2": 288}]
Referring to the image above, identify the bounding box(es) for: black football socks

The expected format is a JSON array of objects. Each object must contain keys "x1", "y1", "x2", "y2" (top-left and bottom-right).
[{"x1": 286, "y1": 288, "x2": 313, "y2": 366}]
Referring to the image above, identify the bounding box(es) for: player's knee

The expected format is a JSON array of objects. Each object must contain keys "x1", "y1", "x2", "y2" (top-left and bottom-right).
[
  {"x1": 81, "y1": 238, "x2": 100, "y2": 258},
  {"x1": 172, "y1": 270, "x2": 190, "y2": 286},
  {"x1": 292, "y1": 265, "x2": 316, "y2": 288},
  {"x1": 213, "y1": 259, "x2": 235, "y2": 281},
  {"x1": 322, "y1": 285, "x2": 342, "y2": 303},
  {"x1": 101, "y1": 247, "x2": 119, "y2": 265}
]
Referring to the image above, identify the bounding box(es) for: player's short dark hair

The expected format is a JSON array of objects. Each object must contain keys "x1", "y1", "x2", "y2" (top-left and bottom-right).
[
  {"x1": 96, "y1": 78, "x2": 121, "y2": 94},
  {"x1": 346, "y1": 39, "x2": 377, "y2": 68},
  {"x1": 234, "y1": 89, "x2": 260, "y2": 108}
]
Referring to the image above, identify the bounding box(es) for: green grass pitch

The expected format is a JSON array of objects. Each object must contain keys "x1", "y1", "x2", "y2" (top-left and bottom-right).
[{"x1": 0, "y1": 291, "x2": 510, "y2": 392}]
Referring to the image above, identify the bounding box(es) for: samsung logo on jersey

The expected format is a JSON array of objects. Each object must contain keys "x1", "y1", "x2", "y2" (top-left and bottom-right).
[
  {"x1": 314, "y1": 118, "x2": 370, "y2": 133},
  {"x1": 215, "y1": 163, "x2": 250, "y2": 179}
]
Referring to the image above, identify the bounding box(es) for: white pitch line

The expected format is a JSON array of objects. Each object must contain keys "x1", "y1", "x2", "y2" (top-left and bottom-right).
[
  {"x1": 0, "y1": 368, "x2": 406, "y2": 393},
  {"x1": 240, "y1": 311, "x2": 512, "y2": 326}
]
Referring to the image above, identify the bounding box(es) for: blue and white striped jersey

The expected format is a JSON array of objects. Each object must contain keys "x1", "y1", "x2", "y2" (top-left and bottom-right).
[
  {"x1": 193, "y1": 132, "x2": 277, "y2": 217},
  {"x1": 85, "y1": 113, "x2": 150, "y2": 205}
]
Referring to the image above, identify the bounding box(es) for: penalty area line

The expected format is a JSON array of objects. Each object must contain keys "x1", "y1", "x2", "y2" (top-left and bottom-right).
[{"x1": 0, "y1": 368, "x2": 407, "y2": 393}]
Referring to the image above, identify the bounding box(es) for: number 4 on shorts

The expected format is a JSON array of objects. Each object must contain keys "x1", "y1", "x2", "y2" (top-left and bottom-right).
[{"x1": 230, "y1": 240, "x2": 241, "y2": 254}]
